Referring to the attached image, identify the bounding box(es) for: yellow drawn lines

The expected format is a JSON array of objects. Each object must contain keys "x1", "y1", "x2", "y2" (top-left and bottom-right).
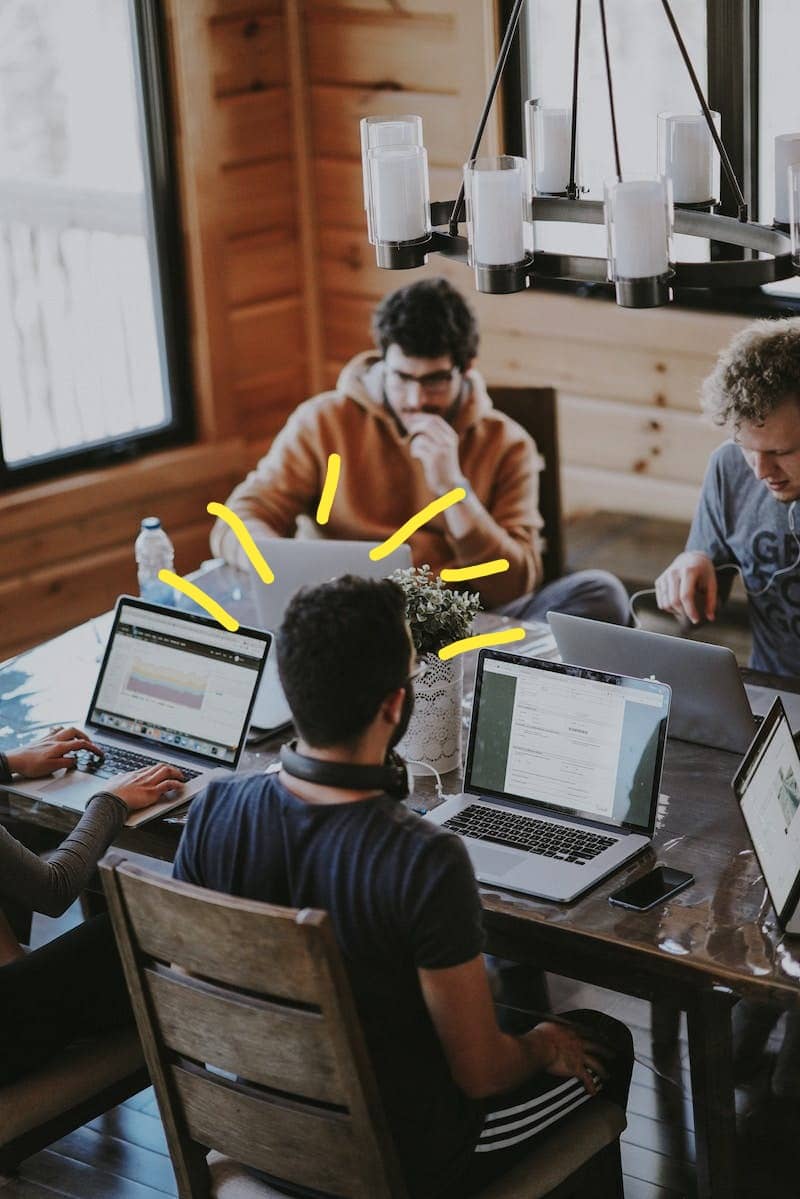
[
  {"x1": 316, "y1": 454, "x2": 341, "y2": 526},
  {"x1": 440, "y1": 558, "x2": 509, "y2": 583},
  {"x1": 438, "y1": 626, "x2": 526, "y2": 661},
  {"x1": 370, "y1": 487, "x2": 466, "y2": 561},
  {"x1": 157, "y1": 571, "x2": 240, "y2": 633},
  {"x1": 207, "y1": 502, "x2": 274, "y2": 584}
]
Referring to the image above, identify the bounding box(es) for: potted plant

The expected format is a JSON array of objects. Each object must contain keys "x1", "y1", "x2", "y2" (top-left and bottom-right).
[{"x1": 390, "y1": 565, "x2": 481, "y2": 774}]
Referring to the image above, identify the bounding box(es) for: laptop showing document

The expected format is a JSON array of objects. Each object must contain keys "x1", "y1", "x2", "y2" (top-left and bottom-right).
[
  {"x1": 2, "y1": 598, "x2": 270, "y2": 826},
  {"x1": 249, "y1": 539, "x2": 412, "y2": 731},
  {"x1": 426, "y1": 651, "x2": 670, "y2": 902},
  {"x1": 733, "y1": 697, "x2": 800, "y2": 935}
]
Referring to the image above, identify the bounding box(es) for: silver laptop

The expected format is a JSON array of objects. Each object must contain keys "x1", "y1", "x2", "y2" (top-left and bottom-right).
[
  {"x1": 426, "y1": 651, "x2": 670, "y2": 902},
  {"x1": 2, "y1": 597, "x2": 271, "y2": 826},
  {"x1": 249, "y1": 539, "x2": 412, "y2": 730},
  {"x1": 549, "y1": 611, "x2": 800, "y2": 756},
  {"x1": 733, "y1": 697, "x2": 800, "y2": 935}
]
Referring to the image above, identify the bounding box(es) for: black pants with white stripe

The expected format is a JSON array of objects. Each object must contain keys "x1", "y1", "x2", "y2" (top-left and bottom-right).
[{"x1": 456, "y1": 1009, "x2": 634, "y2": 1197}]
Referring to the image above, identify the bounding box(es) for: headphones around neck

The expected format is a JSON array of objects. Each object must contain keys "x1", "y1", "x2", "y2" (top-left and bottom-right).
[{"x1": 279, "y1": 740, "x2": 412, "y2": 800}]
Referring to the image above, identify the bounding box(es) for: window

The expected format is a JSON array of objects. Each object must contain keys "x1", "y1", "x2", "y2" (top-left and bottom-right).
[
  {"x1": 0, "y1": 0, "x2": 191, "y2": 488},
  {"x1": 509, "y1": 0, "x2": 800, "y2": 314}
]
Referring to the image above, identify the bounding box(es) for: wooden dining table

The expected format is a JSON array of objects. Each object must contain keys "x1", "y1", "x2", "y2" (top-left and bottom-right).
[{"x1": 2, "y1": 561, "x2": 800, "y2": 1199}]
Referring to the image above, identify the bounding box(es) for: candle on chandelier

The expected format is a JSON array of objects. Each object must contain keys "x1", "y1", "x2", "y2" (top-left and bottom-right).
[
  {"x1": 606, "y1": 177, "x2": 672, "y2": 280},
  {"x1": 526, "y1": 103, "x2": 576, "y2": 196},
  {"x1": 775, "y1": 133, "x2": 800, "y2": 226},
  {"x1": 789, "y1": 163, "x2": 800, "y2": 270},
  {"x1": 464, "y1": 156, "x2": 527, "y2": 268},
  {"x1": 658, "y1": 111, "x2": 720, "y2": 205},
  {"x1": 360, "y1": 116, "x2": 423, "y2": 240},
  {"x1": 367, "y1": 144, "x2": 431, "y2": 245}
]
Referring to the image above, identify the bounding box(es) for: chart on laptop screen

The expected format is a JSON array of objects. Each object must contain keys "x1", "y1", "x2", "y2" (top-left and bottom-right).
[
  {"x1": 91, "y1": 604, "x2": 266, "y2": 763},
  {"x1": 469, "y1": 658, "x2": 668, "y2": 828}
]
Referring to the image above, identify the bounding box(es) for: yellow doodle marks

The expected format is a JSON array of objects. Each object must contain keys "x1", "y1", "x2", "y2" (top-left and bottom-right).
[
  {"x1": 438, "y1": 627, "x2": 527, "y2": 661},
  {"x1": 440, "y1": 559, "x2": 509, "y2": 583},
  {"x1": 156, "y1": 571, "x2": 240, "y2": 633},
  {"x1": 316, "y1": 454, "x2": 341, "y2": 526},
  {"x1": 207, "y1": 502, "x2": 275, "y2": 584},
  {"x1": 370, "y1": 487, "x2": 467, "y2": 561}
]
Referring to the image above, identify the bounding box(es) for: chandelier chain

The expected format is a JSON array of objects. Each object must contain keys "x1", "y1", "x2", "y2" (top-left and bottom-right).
[
  {"x1": 598, "y1": 0, "x2": 622, "y2": 182},
  {"x1": 567, "y1": 0, "x2": 582, "y2": 200}
]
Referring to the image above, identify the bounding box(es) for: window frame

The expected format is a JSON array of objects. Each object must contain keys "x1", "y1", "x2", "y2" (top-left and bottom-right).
[
  {"x1": 500, "y1": 0, "x2": 800, "y2": 318},
  {"x1": 0, "y1": 0, "x2": 194, "y2": 491}
]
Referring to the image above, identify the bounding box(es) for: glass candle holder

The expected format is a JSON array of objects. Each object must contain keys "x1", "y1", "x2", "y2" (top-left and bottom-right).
[
  {"x1": 775, "y1": 133, "x2": 800, "y2": 226},
  {"x1": 360, "y1": 116, "x2": 424, "y2": 242},
  {"x1": 366, "y1": 144, "x2": 431, "y2": 264},
  {"x1": 605, "y1": 176, "x2": 673, "y2": 307},
  {"x1": 525, "y1": 101, "x2": 578, "y2": 196},
  {"x1": 789, "y1": 162, "x2": 800, "y2": 272},
  {"x1": 658, "y1": 111, "x2": 720, "y2": 205},
  {"x1": 463, "y1": 155, "x2": 529, "y2": 285}
]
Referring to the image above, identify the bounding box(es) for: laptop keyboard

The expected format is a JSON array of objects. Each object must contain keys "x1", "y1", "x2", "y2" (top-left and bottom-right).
[
  {"x1": 74, "y1": 743, "x2": 201, "y2": 782},
  {"x1": 442, "y1": 804, "x2": 617, "y2": 866}
]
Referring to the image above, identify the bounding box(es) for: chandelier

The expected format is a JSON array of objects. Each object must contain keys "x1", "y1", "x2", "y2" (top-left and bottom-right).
[{"x1": 359, "y1": 0, "x2": 800, "y2": 309}]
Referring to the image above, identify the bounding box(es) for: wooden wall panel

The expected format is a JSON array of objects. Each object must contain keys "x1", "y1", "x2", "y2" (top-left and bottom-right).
[
  {"x1": 209, "y1": 13, "x2": 288, "y2": 97},
  {"x1": 307, "y1": 12, "x2": 459, "y2": 93}
]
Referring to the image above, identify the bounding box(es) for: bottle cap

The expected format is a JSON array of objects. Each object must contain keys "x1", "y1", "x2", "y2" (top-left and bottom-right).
[{"x1": 141, "y1": 517, "x2": 161, "y2": 530}]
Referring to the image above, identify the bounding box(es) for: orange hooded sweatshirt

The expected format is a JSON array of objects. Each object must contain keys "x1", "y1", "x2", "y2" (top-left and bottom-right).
[{"x1": 211, "y1": 352, "x2": 544, "y2": 608}]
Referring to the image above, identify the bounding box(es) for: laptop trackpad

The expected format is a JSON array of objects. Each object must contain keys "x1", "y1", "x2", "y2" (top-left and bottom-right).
[{"x1": 466, "y1": 843, "x2": 521, "y2": 879}]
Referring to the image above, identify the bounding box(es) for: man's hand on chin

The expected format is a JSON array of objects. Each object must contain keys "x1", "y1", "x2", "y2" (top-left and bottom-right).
[{"x1": 405, "y1": 413, "x2": 464, "y2": 496}]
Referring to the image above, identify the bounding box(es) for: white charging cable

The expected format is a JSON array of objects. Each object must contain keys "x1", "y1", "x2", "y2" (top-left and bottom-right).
[{"x1": 404, "y1": 758, "x2": 443, "y2": 802}]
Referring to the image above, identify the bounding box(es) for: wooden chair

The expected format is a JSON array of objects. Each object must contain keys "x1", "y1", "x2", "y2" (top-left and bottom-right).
[
  {"x1": 101, "y1": 855, "x2": 627, "y2": 1199},
  {"x1": 490, "y1": 386, "x2": 564, "y2": 584}
]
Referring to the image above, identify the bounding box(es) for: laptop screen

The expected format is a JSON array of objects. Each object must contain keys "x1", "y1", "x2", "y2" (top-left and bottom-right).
[
  {"x1": 733, "y1": 698, "x2": 800, "y2": 924},
  {"x1": 87, "y1": 599, "x2": 270, "y2": 767},
  {"x1": 465, "y1": 653, "x2": 670, "y2": 835}
]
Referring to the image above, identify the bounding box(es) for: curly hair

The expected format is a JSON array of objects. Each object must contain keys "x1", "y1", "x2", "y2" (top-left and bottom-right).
[
  {"x1": 371, "y1": 277, "x2": 479, "y2": 371},
  {"x1": 701, "y1": 318, "x2": 800, "y2": 428}
]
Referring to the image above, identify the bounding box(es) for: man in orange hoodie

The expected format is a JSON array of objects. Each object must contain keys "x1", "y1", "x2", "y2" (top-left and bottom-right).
[{"x1": 212, "y1": 277, "x2": 629, "y2": 624}]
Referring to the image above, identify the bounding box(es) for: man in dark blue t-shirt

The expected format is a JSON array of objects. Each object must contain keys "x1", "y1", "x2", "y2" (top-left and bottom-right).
[{"x1": 174, "y1": 576, "x2": 632, "y2": 1199}]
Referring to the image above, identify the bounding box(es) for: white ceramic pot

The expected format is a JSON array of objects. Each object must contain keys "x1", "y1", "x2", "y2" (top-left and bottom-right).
[{"x1": 397, "y1": 653, "x2": 463, "y2": 775}]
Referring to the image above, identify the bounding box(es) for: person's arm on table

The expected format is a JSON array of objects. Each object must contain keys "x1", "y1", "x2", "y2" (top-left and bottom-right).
[
  {"x1": 406, "y1": 415, "x2": 543, "y2": 606},
  {"x1": 0, "y1": 735, "x2": 183, "y2": 917},
  {"x1": 210, "y1": 405, "x2": 325, "y2": 568},
  {"x1": 655, "y1": 453, "x2": 732, "y2": 625}
]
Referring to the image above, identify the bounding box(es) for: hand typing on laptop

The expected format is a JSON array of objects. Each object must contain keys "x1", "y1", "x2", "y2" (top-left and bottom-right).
[
  {"x1": 107, "y1": 763, "x2": 185, "y2": 812},
  {"x1": 3, "y1": 726, "x2": 106, "y2": 778}
]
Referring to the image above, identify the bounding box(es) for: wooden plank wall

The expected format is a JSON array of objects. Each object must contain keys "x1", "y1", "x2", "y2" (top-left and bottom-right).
[{"x1": 300, "y1": 0, "x2": 752, "y2": 522}]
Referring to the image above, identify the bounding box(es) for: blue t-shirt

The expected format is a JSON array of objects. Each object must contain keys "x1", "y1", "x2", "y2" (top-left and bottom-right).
[
  {"x1": 686, "y1": 441, "x2": 800, "y2": 676},
  {"x1": 174, "y1": 775, "x2": 485, "y2": 1199}
]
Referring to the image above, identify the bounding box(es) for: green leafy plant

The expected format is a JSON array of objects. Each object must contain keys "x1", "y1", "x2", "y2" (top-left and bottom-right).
[{"x1": 390, "y1": 564, "x2": 481, "y2": 658}]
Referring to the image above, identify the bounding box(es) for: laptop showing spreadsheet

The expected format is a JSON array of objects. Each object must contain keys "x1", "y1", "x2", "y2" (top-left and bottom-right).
[
  {"x1": 3, "y1": 597, "x2": 271, "y2": 826},
  {"x1": 426, "y1": 651, "x2": 671, "y2": 902}
]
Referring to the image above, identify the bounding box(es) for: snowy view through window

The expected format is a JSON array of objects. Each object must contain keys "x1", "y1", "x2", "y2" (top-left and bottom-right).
[{"x1": 0, "y1": 0, "x2": 170, "y2": 470}]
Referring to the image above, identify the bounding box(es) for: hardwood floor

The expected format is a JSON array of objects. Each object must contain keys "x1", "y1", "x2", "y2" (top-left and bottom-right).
[{"x1": 0, "y1": 972, "x2": 794, "y2": 1199}]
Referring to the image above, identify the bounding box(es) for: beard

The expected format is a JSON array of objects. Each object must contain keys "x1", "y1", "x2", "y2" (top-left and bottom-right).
[{"x1": 388, "y1": 680, "x2": 415, "y2": 752}]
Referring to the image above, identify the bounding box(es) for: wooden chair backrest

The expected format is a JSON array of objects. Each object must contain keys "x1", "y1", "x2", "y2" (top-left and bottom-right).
[
  {"x1": 101, "y1": 856, "x2": 409, "y2": 1199},
  {"x1": 489, "y1": 386, "x2": 564, "y2": 584}
]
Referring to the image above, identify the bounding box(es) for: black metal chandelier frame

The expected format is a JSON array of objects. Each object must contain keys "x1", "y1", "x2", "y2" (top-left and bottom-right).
[{"x1": 376, "y1": 0, "x2": 795, "y2": 304}]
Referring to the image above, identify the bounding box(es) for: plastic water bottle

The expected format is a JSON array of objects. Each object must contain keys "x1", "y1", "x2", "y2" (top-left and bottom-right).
[{"x1": 135, "y1": 517, "x2": 176, "y2": 606}]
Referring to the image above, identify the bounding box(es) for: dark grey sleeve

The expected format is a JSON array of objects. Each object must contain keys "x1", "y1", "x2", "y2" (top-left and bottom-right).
[
  {"x1": 686, "y1": 452, "x2": 734, "y2": 565},
  {"x1": 0, "y1": 793, "x2": 127, "y2": 917}
]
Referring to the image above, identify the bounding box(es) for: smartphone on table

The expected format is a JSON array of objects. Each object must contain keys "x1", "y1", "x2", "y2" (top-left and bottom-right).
[{"x1": 609, "y1": 866, "x2": 694, "y2": 911}]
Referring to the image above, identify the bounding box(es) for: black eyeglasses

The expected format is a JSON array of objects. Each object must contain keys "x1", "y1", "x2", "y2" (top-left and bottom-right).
[{"x1": 386, "y1": 366, "x2": 458, "y2": 395}]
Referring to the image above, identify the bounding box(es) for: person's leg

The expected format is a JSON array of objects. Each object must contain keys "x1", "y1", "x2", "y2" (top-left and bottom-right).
[
  {"x1": 449, "y1": 1010, "x2": 633, "y2": 1197},
  {"x1": 499, "y1": 570, "x2": 631, "y2": 627},
  {"x1": 731, "y1": 997, "x2": 782, "y2": 1083},
  {"x1": 770, "y1": 1008, "x2": 800, "y2": 1099},
  {"x1": 0, "y1": 912, "x2": 133, "y2": 1083}
]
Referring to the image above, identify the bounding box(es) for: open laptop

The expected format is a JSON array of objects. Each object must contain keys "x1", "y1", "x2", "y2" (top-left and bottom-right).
[
  {"x1": 2, "y1": 597, "x2": 271, "y2": 826},
  {"x1": 549, "y1": 612, "x2": 800, "y2": 756},
  {"x1": 426, "y1": 650, "x2": 670, "y2": 902},
  {"x1": 733, "y1": 697, "x2": 800, "y2": 935},
  {"x1": 249, "y1": 539, "x2": 412, "y2": 730}
]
